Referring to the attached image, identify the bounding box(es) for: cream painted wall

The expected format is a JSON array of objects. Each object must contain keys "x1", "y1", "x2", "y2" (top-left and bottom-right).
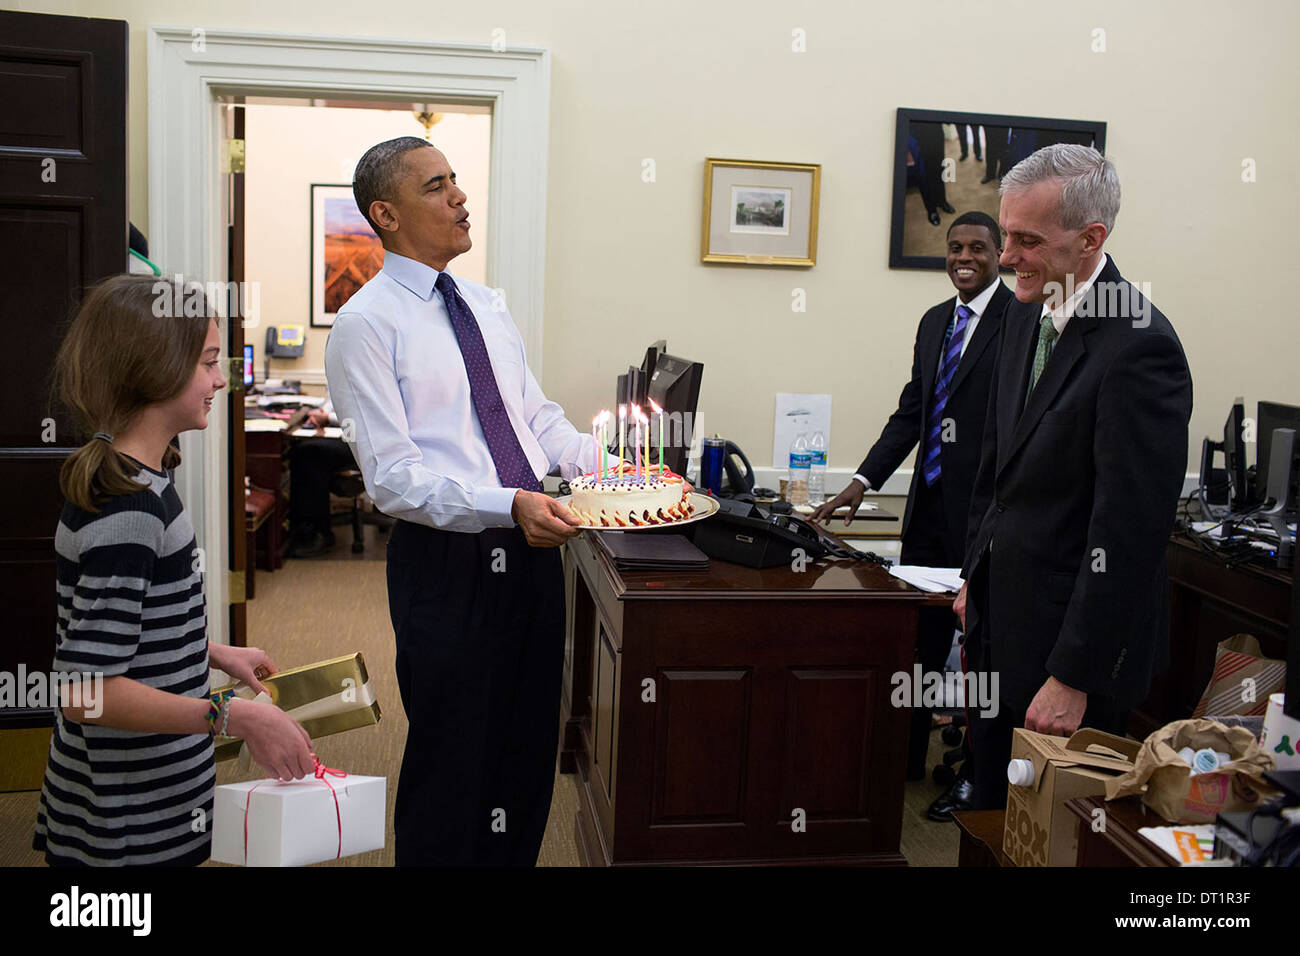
[
  {"x1": 20, "y1": 0, "x2": 1300, "y2": 479},
  {"x1": 241, "y1": 103, "x2": 489, "y2": 384}
]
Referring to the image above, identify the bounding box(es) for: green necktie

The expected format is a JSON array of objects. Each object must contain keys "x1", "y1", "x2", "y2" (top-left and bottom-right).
[{"x1": 1028, "y1": 312, "x2": 1059, "y2": 397}]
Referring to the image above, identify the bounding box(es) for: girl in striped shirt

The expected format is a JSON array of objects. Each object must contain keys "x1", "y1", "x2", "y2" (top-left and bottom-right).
[{"x1": 34, "y1": 275, "x2": 315, "y2": 866}]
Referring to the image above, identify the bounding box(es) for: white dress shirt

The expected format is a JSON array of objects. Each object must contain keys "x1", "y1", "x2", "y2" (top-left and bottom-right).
[
  {"x1": 324, "y1": 251, "x2": 594, "y2": 533},
  {"x1": 851, "y1": 277, "x2": 1002, "y2": 490},
  {"x1": 934, "y1": 276, "x2": 1000, "y2": 377},
  {"x1": 1043, "y1": 252, "x2": 1108, "y2": 332}
]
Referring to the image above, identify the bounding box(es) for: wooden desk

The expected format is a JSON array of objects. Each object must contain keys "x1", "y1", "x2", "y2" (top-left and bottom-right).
[
  {"x1": 1066, "y1": 795, "x2": 1176, "y2": 867},
  {"x1": 1132, "y1": 534, "x2": 1291, "y2": 738},
  {"x1": 560, "y1": 531, "x2": 925, "y2": 866}
]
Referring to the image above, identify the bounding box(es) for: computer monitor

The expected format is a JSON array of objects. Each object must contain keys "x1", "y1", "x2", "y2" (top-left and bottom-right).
[
  {"x1": 1261, "y1": 427, "x2": 1297, "y2": 567},
  {"x1": 1259, "y1": 401, "x2": 1300, "y2": 505},
  {"x1": 645, "y1": 351, "x2": 703, "y2": 477},
  {"x1": 642, "y1": 340, "x2": 667, "y2": 382},
  {"x1": 614, "y1": 341, "x2": 669, "y2": 412},
  {"x1": 243, "y1": 344, "x2": 254, "y2": 388},
  {"x1": 1289, "y1": 534, "x2": 1300, "y2": 719},
  {"x1": 1223, "y1": 398, "x2": 1249, "y2": 514}
]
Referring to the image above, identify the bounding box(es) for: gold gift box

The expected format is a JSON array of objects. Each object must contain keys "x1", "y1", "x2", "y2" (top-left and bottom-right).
[{"x1": 212, "y1": 652, "x2": 382, "y2": 761}]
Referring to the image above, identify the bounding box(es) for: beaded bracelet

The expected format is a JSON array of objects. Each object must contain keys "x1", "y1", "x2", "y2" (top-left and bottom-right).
[
  {"x1": 206, "y1": 690, "x2": 234, "y2": 737},
  {"x1": 219, "y1": 696, "x2": 234, "y2": 737}
]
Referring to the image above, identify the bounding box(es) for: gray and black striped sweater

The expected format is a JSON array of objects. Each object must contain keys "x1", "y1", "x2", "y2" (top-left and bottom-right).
[{"x1": 33, "y1": 462, "x2": 213, "y2": 866}]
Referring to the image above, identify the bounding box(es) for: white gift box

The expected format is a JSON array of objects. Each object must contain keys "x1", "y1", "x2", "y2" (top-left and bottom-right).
[{"x1": 212, "y1": 773, "x2": 386, "y2": 866}]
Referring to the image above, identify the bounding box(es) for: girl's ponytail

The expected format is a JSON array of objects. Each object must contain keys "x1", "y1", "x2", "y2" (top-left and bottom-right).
[
  {"x1": 54, "y1": 275, "x2": 208, "y2": 512},
  {"x1": 58, "y1": 435, "x2": 153, "y2": 513}
]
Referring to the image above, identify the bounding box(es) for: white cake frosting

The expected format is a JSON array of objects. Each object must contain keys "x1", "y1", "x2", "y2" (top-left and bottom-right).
[{"x1": 568, "y1": 472, "x2": 694, "y2": 527}]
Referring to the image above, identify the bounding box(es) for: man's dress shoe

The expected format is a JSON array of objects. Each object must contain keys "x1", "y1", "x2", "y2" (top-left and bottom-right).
[
  {"x1": 928, "y1": 211, "x2": 941, "y2": 226},
  {"x1": 926, "y1": 776, "x2": 975, "y2": 822},
  {"x1": 290, "y1": 530, "x2": 333, "y2": 558}
]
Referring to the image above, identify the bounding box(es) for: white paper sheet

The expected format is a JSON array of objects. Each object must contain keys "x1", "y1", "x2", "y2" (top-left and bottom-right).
[
  {"x1": 243, "y1": 419, "x2": 287, "y2": 432},
  {"x1": 888, "y1": 565, "x2": 964, "y2": 593},
  {"x1": 773, "y1": 393, "x2": 832, "y2": 470}
]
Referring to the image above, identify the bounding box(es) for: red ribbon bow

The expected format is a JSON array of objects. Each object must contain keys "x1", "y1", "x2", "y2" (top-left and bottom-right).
[
  {"x1": 311, "y1": 754, "x2": 348, "y2": 860},
  {"x1": 241, "y1": 754, "x2": 349, "y2": 864}
]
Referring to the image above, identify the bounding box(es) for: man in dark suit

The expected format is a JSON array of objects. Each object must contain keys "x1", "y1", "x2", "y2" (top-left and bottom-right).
[
  {"x1": 912, "y1": 122, "x2": 955, "y2": 226},
  {"x1": 954, "y1": 144, "x2": 1193, "y2": 811},
  {"x1": 813, "y1": 211, "x2": 1013, "y2": 819}
]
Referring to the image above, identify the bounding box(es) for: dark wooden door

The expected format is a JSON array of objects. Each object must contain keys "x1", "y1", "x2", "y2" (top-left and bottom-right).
[{"x1": 0, "y1": 10, "x2": 127, "y2": 728}]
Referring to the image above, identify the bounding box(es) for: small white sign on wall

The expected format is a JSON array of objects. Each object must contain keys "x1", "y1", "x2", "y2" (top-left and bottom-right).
[{"x1": 773, "y1": 393, "x2": 832, "y2": 470}]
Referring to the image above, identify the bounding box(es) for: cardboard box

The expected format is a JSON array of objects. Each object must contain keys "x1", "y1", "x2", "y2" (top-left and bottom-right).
[
  {"x1": 211, "y1": 773, "x2": 386, "y2": 867},
  {"x1": 1003, "y1": 728, "x2": 1140, "y2": 867}
]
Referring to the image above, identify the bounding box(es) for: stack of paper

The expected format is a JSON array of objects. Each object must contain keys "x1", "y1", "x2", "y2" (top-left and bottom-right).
[
  {"x1": 244, "y1": 418, "x2": 287, "y2": 432},
  {"x1": 888, "y1": 565, "x2": 963, "y2": 594}
]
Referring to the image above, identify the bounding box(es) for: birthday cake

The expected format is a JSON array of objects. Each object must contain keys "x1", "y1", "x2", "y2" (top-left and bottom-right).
[{"x1": 568, "y1": 465, "x2": 695, "y2": 527}]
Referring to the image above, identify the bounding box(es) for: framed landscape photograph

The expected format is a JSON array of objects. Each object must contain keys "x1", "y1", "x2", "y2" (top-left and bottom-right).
[
  {"x1": 889, "y1": 108, "x2": 1106, "y2": 270},
  {"x1": 311, "y1": 183, "x2": 383, "y2": 327},
  {"x1": 702, "y1": 159, "x2": 820, "y2": 266}
]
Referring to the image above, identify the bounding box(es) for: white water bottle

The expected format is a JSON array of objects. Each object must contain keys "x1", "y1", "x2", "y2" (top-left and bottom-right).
[
  {"x1": 788, "y1": 432, "x2": 811, "y2": 504},
  {"x1": 807, "y1": 430, "x2": 827, "y2": 506}
]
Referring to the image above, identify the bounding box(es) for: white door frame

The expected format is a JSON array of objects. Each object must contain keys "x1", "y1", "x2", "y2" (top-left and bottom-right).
[{"x1": 147, "y1": 26, "x2": 551, "y2": 645}]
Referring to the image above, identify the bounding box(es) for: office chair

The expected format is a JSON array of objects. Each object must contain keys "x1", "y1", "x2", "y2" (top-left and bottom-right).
[{"x1": 328, "y1": 469, "x2": 394, "y2": 553}]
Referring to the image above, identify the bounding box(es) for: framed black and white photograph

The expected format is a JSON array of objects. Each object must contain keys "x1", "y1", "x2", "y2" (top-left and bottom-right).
[
  {"x1": 702, "y1": 159, "x2": 820, "y2": 266},
  {"x1": 889, "y1": 108, "x2": 1107, "y2": 270}
]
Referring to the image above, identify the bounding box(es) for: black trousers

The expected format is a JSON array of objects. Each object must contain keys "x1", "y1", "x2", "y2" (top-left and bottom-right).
[
  {"x1": 289, "y1": 437, "x2": 356, "y2": 537},
  {"x1": 964, "y1": 563, "x2": 1129, "y2": 811},
  {"x1": 900, "y1": 477, "x2": 966, "y2": 780},
  {"x1": 385, "y1": 520, "x2": 566, "y2": 866}
]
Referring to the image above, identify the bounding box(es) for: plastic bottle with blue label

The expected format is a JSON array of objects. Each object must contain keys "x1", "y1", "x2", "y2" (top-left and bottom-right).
[
  {"x1": 807, "y1": 430, "x2": 827, "y2": 506},
  {"x1": 788, "y1": 432, "x2": 811, "y2": 504}
]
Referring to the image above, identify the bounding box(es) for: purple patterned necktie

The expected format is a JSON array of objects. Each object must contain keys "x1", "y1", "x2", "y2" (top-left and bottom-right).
[
  {"x1": 920, "y1": 303, "x2": 973, "y2": 487},
  {"x1": 435, "y1": 272, "x2": 541, "y2": 492}
]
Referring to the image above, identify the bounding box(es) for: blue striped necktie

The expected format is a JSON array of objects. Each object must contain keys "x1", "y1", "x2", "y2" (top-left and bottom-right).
[
  {"x1": 921, "y1": 303, "x2": 973, "y2": 487},
  {"x1": 435, "y1": 272, "x2": 542, "y2": 492}
]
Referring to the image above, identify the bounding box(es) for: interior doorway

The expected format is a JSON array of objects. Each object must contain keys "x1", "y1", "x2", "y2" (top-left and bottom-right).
[
  {"x1": 149, "y1": 27, "x2": 552, "y2": 646},
  {"x1": 226, "y1": 97, "x2": 492, "y2": 644}
]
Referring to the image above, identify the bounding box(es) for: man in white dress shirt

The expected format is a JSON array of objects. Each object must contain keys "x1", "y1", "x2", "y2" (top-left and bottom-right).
[{"x1": 325, "y1": 136, "x2": 593, "y2": 865}]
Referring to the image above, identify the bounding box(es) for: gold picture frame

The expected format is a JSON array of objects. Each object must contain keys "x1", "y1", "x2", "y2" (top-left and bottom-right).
[{"x1": 701, "y1": 158, "x2": 820, "y2": 267}]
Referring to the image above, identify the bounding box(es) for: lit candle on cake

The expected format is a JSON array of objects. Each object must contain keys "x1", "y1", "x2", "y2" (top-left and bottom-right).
[
  {"x1": 638, "y1": 407, "x2": 650, "y2": 481},
  {"x1": 648, "y1": 399, "x2": 664, "y2": 475},
  {"x1": 600, "y1": 410, "x2": 609, "y2": 482},
  {"x1": 632, "y1": 404, "x2": 642, "y2": 481},
  {"x1": 591, "y1": 415, "x2": 600, "y2": 480},
  {"x1": 618, "y1": 405, "x2": 626, "y2": 482}
]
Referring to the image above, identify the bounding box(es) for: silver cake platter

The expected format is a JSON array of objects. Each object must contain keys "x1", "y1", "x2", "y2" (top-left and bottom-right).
[{"x1": 555, "y1": 491, "x2": 720, "y2": 532}]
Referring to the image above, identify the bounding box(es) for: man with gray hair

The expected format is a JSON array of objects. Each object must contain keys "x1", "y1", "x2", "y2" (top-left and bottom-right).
[{"x1": 953, "y1": 143, "x2": 1192, "y2": 810}]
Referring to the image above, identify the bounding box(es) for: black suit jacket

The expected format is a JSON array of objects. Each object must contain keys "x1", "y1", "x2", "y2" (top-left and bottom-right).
[
  {"x1": 857, "y1": 281, "x2": 1014, "y2": 566},
  {"x1": 961, "y1": 257, "x2": 1193, "y2": 710}
]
